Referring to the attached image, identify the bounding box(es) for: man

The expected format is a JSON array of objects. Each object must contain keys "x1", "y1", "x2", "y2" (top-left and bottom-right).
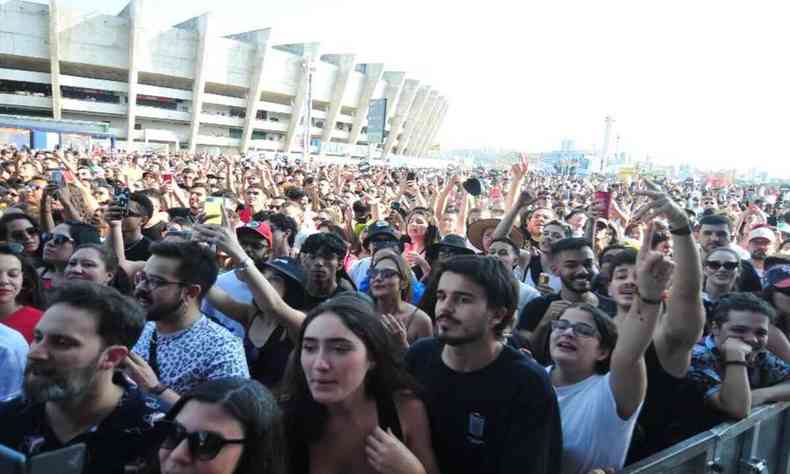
[
  {"x1": 687, "y1": 293, "x2": 790, "y2": 420},
  {"x1": 405, "y1": 256, "x2": 562, "y2": 474},
  {"x1": 0, "y1": 282, "x2": 166, "y2": 474},
  {"x1": 188, "y1": 183, "x2": 208, "y2": 219},
  {"x1": 488, "y1": 237, "x2": 540, "y2": 315},
  {"x1": 697, "y1": 214, "x2": 761, "y2": 291},
  {"x1": 128, "y1": 241, "x2": 249, "y2": 404},
  {"x1": 524, "y1": 207, "x2": 556, "y2": 246},
  {"x1": 264, "y1": 212, "x2": 298, "y2": 259},
  {"x1": 747, "y1": 226, "x2": 775, "y2": 276},
  {"x1": 516, "y1": 238, "x2": 616, "y2": 364},
  {"x1": 241, "y1": 184, "x2": 268, "y2": 223},
  {"x1": 114, "y1": 191, "x2": 154, "y2": 261},
  {"x1": 300, "y1": 232, "x2": 349, "y2": 310}
]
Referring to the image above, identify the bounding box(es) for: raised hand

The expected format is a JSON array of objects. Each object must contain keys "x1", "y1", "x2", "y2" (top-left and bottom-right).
[
  {"x1": 635, "y1": 222, "x2": 675, "y2": 302},
  {"x1": 632, "y1": 179, "x2": 689, "y2": 229}
]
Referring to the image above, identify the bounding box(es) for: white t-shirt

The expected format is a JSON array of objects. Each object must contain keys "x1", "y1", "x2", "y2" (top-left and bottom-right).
[
  {"x1": 517, "y1": 280, "x2": 541, "y2": 315},
  {"x1": 548, "y1": 368, "x2": 642, "y2": 474}
]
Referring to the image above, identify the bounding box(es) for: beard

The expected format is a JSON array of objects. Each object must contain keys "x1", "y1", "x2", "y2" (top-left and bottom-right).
[
  {"x1": 136, "y1": 290, "x2": 185, "y2": 323},
  {"x1": 24, "y1": 354, "x2": 101, "y2": 404},
  {"x1": 751, "y1": 250, "x2": 767, "y2": 261},
  {"x1": 561, "y1": 273, "x2": 592, "y2": 294},
  {"x1": 435, "y1": 316, "x2": 488, "y2": 346}
]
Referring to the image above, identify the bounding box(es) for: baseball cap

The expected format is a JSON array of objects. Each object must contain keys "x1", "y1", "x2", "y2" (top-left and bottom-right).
[
  {"x1": 764, "y1": 264, "x2": 790, "y2": 289},
  {"x1": 749, "y1": 226, "x2": 776, "y2": 243},
  {"x1": 363, "y1": 221, "x2": 398, "y2": 247},
  {"x1": 237, "y1": 220, "x2": 273, "y2": 246}
]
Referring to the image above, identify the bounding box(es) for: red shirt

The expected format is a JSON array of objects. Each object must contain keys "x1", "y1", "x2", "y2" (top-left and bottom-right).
[{"x1": 2, "y1": 306, "x2": 43, "y2": 344}]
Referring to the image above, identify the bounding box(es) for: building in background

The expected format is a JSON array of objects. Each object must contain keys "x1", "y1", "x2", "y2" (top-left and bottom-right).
[{"x1": 0, "y1": 0, "x2": 448, "y2": 157}]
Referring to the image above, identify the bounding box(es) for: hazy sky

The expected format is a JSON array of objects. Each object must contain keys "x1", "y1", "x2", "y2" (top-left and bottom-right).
[{"x1": 34, "y1": 0, "x2": 790, "y2": 176}]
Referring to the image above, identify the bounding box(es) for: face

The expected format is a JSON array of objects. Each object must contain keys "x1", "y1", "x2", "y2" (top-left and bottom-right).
[
  {"x1": 608, "y1": 263, "x2": 636, "y2": 308},
  {"x1": 18, "y1": 163, "x2": 35, "y2": 181},
  {"x1": 748, "y1": 237, "x2": 772, "y2": 261},
  {"x1": 0, "y1": 254, "x2": 23, "y2": 305},
  {"x1": 134, "y1": 255, "x2": 188, "y2": 322},
  {"x1": 434, "y1": 271, "x2": 500, "y2": 345},
  {"x1": 245, "y1": 188, "x2": 266, "y2": 209},
  {"x1": 712, "y1": 310, "x2": 770, "y2": 352},
  {"x1": 190, "y1": 187, "x2": 208, "y2": 210},
  {"x1": 440, "y1": 214, "x2": 458, "y2": 235},
  {"x1": 554, "y1": 247, "x2": 596, "y2": 293},
  {"x1": 238, "y1": 234, "x2": 270, "y2": 262},
  {"x1": 407, "y1": 214, "x2": 429, "y2": 239},
  {"x1": 704, "y1": 250, "x2": 739, "y2": 288},
  {"x1": 43, "y1": 224, "x2": 75, "y2": 266},
  {"x1": 528, "y1": 209, "x2": 554, "y2": 236},
  {"x1": 93, "y1": 187, "x2": 112, "y2": 204},
  {"x1": 540, "y1": 224, "x2": 566, "y2": 253},
  {"x1": 488, "y1": 241, "x2": 517, "y2": 269},
  {"x1": 122, "y1": 199, "x2": 148, "y2": 233},
  {"x1": 771, "y1": 288, "x2": 790, "y2": 317},
  {"x1": 549, "y1": 307, "x2": 609, "y2": 374},
  {"x1": 25, "y1": 304, "x2": 108, "y2": 403},
  {"x1": 27, "y1": 179, "x2": 47, "y2": 204},
  {"x1": 702, "y1": 198, "x2": 717, "y2": 210},
  {"x1": 303, "y1": 251, "x2": 340, "y2": 287},
  {"x1": 567, "y1": 213, "x2": 587, "y2": 230},
  {"x1": 6, "y1": 218, "x2": 40, "y2": 254},
  {"x1": 159, "y1": 401, "x2": 246, "y2": 474},
  {"x1": 369, "y1": 259, "x2": 402, "y2": 299},
  {"x1": 65, "y1": 248, "x2": 114, "y2": 285},
  {"x1": 301, "y1": 312, "x2": 373, "y2": 405},
  {"x1": 699, "y1": 224, "x2": 732, "y2": 255},
  {"x1": 481, "y1": 227, "x2": 496, "y2": 252}
]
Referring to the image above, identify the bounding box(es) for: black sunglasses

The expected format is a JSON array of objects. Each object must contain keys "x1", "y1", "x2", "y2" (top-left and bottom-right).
[
  {"x1": 369, "y1": 268, "x2": 400, "y2": 280},
  {"x1": 9, "y1": 227, "x2": 39, "y2": 241},
  {"x1": 156, "y1": 420, "x2": 247, "y2": 461},
  {"x1": 705, "y1": 261, "x2": 738, "y2": 271},
  {"x1": 42, "y1": 233, "x2": 74, "y2": 246}
]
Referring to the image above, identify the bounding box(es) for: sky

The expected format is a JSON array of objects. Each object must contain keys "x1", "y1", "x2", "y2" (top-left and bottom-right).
[{"x1": 32, "y1": 0, "x2": 790, "y2": 177}]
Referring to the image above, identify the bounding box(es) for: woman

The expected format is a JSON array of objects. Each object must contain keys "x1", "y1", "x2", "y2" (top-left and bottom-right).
[
  {"x1": 38, "y1": 221, "x2": 101, "y2": 289},
  {"x1": 0, "y1": 243, "x2": 44, "y2": 343},
  {"x1": 702, "y1": 247, "x2": 740, "y2": 313},
  {"x1": 282, "y1": 293, "x2": 439, "y2": 474},
  {"x1": 64, "y1": 243, "x2": 134, "y2": 294},
  {"x1": 157, "y1": 377, "x2": 287, "y2": 474},
  {"x1": 0, "y1": 213, "x2": 42, "y2": 265},
  {"x1": 367, "y1": 249, "x2": 432, "y2": 349},
  {"x1": 402, "y1": 208, "x2": 438, "y2": 281}
]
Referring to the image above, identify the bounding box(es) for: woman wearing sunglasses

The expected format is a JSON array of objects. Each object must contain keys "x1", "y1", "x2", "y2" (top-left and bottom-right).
[
  {"x1": 38, "y1": 221, "x2": 101, "y2": 289},
  {"x1": 367, "y1": 249, "x2": 432, "y2": 350},
  {"x1": 0, "y1": 213, "x2": 42, "y2": 265},
  {"x1": 156, "y1": 377, "x2": 287, "y2": 474},
  {"x1": 282, "y1": 293, "x2": 440, "y2": 474},
  {"x1": 702, "y1": 247, "x2": 741, "y2": 311},
  {"x1": 0, "y1": 243, "x2": 44, "y2": 343}
]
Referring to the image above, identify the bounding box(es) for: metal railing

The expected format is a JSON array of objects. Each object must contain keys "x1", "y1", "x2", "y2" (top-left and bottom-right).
[{"x1": 624, "y1": 402, "x2": 790, "y2": 473}]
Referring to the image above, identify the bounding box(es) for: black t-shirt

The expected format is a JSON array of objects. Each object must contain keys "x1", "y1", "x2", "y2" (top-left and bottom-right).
[
  {"x1": 405, "y1": 338, "x2": 563, "y2": 474},
  {"x1": 124, "y1": 235, "x2": 152, "y2": 262},
  {"x1": 738, "y1": 260, "x2": 763, "y2": 292},
  {"x1": 301, "y1": 285, "x2": 347, "y2": 312},
  {"x1": 142, "y1": 221, "x2": 167, "y2": 242}
]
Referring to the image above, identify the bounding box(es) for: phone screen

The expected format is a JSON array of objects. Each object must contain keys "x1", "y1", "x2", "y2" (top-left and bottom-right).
[{"x1": 203, "y1": 197, "x2": 224, "y2": 225}]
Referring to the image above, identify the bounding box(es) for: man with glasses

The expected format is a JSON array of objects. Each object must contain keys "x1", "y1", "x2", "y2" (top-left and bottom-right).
[
  {"x1": 128, "y1": 241, "x2": 248, "y2": 404},
  {"x1": 0, "y1": 282, "x2": 166, "y2": 474}
]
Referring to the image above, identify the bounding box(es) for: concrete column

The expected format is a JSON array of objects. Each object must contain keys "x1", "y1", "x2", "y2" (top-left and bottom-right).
[
  {"x1": 283, "y1": 43, "x2": 320, "y2": 155},
  {"x1": 396, "y1": 86, "x2": 431, "y2": 156},
  {"x1": 187, "y1": 14, "x2": 213, "y2": 153},
  {"x1": 346, "y1": 64, "x2": 384, "y2": 147},
  {"x1": 419, "y1": 100, "x2": 448, "y2": 157},
  {"x1": 411, "y1": 97, "x2": 442, "y2": 157},
  {"x1": 405, "y1": 92, "x2": 440, "y2": 156},
  {"x1": 381, "y1": 78, "x2": 419, "y2": 159},
  {"x1": 47, "y1": 0, "x2": 62, "y2": 120},
  {"x1": 235, "y1": 29, "x2": 272, "y2": 153},
  {"x1": 125, "y1": 0, "x2": 144, "y2": 149},
  {"x1": 319, "y1": 54, "x2": 355, "y2": 153},
  {"x1": 381, "y1": 71, "x2": 405, "y2": 123}
]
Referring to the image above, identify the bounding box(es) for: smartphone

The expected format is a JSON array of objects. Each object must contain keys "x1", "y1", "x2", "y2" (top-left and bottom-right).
[
  {"x1": 162, "y1": 173, "x2": 173, "y2": 184},
  {"x1": 538, "y1": 273, "x2": 550, "y2": 286},
  {"x1": 115, "y1": 189, "x2": 131, "y2": 211},
  {"x1": 594, "y1": 191, "x2": 613, "y2": 219},
  {"x1": 50, "y1": 169, "x2": 64, "y2": 188},
  {"x1": 203, "y1": 197, "x2": 224, "y2": 225}
]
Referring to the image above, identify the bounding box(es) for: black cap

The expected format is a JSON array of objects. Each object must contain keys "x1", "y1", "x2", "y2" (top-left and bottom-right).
[
  {"x1": 363, "y1": 221, "x2": 398, "y2": 247},
  {"x1": 463, "y1": 178, "x2": 483, "y2": 197},
  {"x1": 426, "y1": 234, "x2": 475, "y2": 261}
]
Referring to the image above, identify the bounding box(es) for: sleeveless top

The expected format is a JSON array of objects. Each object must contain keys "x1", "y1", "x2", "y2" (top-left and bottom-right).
[{"x1": 288, "y1": 395, "x2": 404, "y2": 474}]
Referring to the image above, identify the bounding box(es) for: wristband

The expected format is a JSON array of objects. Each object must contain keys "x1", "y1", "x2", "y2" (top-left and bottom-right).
[
  {"x1": 724, "y1": 360, "x2": 748, "y2": 368},
  {"x1": 150, "y1": 383, "x2": 169, "y2": 396},
  {"x1": 669, "y1": 224, "x2": 692, "y2": 236},
  {"x1": 639, "y1": 295, "x2": 662, "y2": 305},
  {"x1": 236, "y1": 257, "x2": 254, "y2": 272}
]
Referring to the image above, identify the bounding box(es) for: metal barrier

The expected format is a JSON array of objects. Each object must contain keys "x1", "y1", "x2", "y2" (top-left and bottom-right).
[{"x1": 624, "y1": 402, "x2": 790, "y2": 474}]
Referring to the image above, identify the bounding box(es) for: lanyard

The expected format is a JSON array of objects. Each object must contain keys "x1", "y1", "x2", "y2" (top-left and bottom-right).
[{"x1": 148, "y1": 331, "x2": 160, "y2": 378}]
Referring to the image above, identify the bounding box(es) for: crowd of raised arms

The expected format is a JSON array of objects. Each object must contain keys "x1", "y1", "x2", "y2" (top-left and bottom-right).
[{"x1": 0, "y1": 144, "x2": 789, "y2": 474}]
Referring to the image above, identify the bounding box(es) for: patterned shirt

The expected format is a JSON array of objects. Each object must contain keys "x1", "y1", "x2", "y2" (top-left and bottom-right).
[
  {"x1": 132, "y1": 315, "x2": 249, "y2": 395},
  {"x1": 687, "y1": 335, "x2": 790, "y2": 399}
]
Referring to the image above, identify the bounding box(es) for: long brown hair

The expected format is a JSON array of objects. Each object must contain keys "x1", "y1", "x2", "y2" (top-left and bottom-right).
[{"x1": 371, "y1": 248, "x2": 413, "y2": 302}]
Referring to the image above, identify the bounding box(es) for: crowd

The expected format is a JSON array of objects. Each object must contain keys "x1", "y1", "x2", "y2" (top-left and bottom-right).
[{"x1": 0, "y1": 143, "x2": 789, "y2": 474}]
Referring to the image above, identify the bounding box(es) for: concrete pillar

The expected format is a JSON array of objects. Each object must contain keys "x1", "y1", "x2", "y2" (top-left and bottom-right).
[
  {"x1": 187, "y1": 13, "x2": 214, "y2": 153},
  {"x1": 125, "y1": 0, "x2": 144, "y2": 149},
  {"x1": 381, "y1": 71, "x2": 405, "y2": 123},
  {"x1": 319, "y1": 54, "x2": 355, "y2": 153},
  {"x1": 396, "y1": 86, "x2": 431, "y2": 156},
  {"x1": 346, "y1": 64, "x2": 384, "y2": 147},
  {"x1": 419, "y1": 100, "x2": 448, "y2": 157},
  {"x1": 238, "y1": 29, "x2": 272, "y2": 154},
  {"x1": 411, "y1": 97, "x2": 442, "y2": 157},
  {"x1": 381, "y1": 78, "x2": 419, "y2": 159},
  {"x1": 405, "y1": 92, "x2": 440, "y2": 156},
  {"x1": 47, "y1": 0, "x2": 62, "y2": 120},
  {"x1": 283, "y1": 43, "x2": 321, "y2": 155}
]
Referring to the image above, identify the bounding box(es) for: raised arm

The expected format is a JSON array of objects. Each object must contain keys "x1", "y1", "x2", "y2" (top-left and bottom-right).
[
  {"x1": 493, "y1": 190, "x2": 534, "y2": 240},
  {"x1": 504, "y1": 158, "x2": 528, "y2": 211}
]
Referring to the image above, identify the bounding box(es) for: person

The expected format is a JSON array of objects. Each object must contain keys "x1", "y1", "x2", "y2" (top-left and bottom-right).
[
  {"x1": 0, "y1": 282, "x2": 167, "y2": 474},
  {"x1": 549, "y1": 222, "x2": 673, "y2": 474},
  {"x1": 697, "y1": 214, "x2": 761, "y2": 292},
  {"x1": 0, "y1": 243, "x2": 44, "y2": 343},
  {"x1": 746, "y1": 226, "x2": 775, "y2": 277},
  {"x1": 687, "y1": 292, "x2": 790, "y2": 420},
  {"x1": 348, "y1": 221, "x2": 402, "y2": 288},
  {"x1": 403, "y1": 208, "x2": 439, "y2": 281},
  {"x1": 702, "y1": 247, "x2": 741, "y2": 323},
  {"x1": 406, "y1": 255, "x2": 562, "y2": 474},
  {"x1": 424, "y1": 233, "x2": 475, "y2": 270},
  {"x1": 487, "y1": 237, "x2": 540, "y2": 315},
  {"x1": 0, "y1": 213, "x2": 42, "y2": 264},
  {"x1": 282, "y1": 293, "x2": 440, "y2": 474},
  {"x1": 64, "y1": 243, "x2": 117, "y2": 286},
  {"x1": 368, "y1": 248, "x2": 433, "y2": 350},
  {"x1": 299, "y1": 232, "x2": 350, "y2": 309},
  {"x1": 763, "y1": 265, "x2": 790, "y2": 338},
  {"x1": 156, "y1": 377, "x2": 287, "y2": 474},
  {"x1": 119, "y1": 191, "x2": 156, "y2": 262},
  {"x1": 39, "y1": 220, "x2": 101, "y2": 289},
  {"x1": 128, "y1": 241, "x2": 249, "y2": 404},
  {"x1": 0, "y1": 321, "x2": 27, "y2": 401}
]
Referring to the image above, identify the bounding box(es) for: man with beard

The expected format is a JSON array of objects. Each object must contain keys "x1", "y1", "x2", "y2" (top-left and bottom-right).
[
  {"x1": 746, "y1": 226, "x2": 775, "y2": 277},
  {"x1": 127, "y1": 241, "x2": 248, "y2": 404},
  {"x1": 516, "y1": 238, "x2": 616, "y2": 364},
  {"x1": 405, "y1": 256, "x2": 562, "y2": 474},
  {"x1": 0, "y1": 282, "x2": 166, "y2": 474},
  {"x1": 697, "y1": 214, "x2": 761, "y2": 291}
]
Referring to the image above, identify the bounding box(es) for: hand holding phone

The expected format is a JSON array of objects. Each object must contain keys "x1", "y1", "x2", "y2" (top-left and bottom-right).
[{"x1": 203, "y1": 197, "x2": 225, "y2": 225}]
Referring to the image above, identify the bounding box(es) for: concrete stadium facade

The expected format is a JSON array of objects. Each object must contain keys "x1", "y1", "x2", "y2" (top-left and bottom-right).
[{"x1": 0, "y1": 0, "x2": 448, "y2": 157}]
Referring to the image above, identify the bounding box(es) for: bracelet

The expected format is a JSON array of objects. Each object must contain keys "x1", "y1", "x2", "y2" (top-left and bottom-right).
[
  {"x1": 149, "y1": 383, "x2": 169, "y2": 396},
  {"x1": 724, "y1": 360, "x2": 748, "y2": 368},
  {"x1": 669, "y1": 224, "x2": 692, "y2": 236},
  {"x1": 236, "y1": 257, "x2": 254, "y2": 272},
  {"x1": 639, "y1": 295, "x2": 662, "y2": 305}
]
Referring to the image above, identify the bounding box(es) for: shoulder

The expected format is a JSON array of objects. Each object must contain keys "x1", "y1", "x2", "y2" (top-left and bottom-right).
[
  {"x1": 0, "y1": 324, "x2": 27, "y2": 350},
  {"x1": 405, "y1": 338, "x2": 442, "y2": 368},
  {"x1": 201, "y1": 318, "x2": 244, "y2": 347},
  {"x1": 497, "y1": 345, "x2": 556, "y2": 395}
]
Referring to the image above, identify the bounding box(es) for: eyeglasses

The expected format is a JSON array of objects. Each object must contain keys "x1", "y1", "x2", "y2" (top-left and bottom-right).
[
  {"x1": 43, "y1": 233, "x2": 74, "y2": 247},
  {"x1": 550, "y1": 319, "x2": 599, "y2": 338},
  {"x1": 9, "y1": 227, "x2": 39, "y2": 241},
  {"x1": 156, "y1": 420, "x2": 246, "y2": 461},
  {"x1": 0, "y1": 243, "x2": 24, "y2": 254},
  {"x1": 134, "y1": 272, "x2": 186, "y2": 290},
  {"x1": 369, "y1": 268, "x2": 400, "y2": 280},
  {"x1": 705, "y1": 261, "x2": 738, "y2": 271}
]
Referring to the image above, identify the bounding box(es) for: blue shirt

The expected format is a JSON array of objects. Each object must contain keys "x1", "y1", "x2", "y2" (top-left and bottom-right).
[{"x1": 0, "y1": 324, "x2": 28, "y2": 402}]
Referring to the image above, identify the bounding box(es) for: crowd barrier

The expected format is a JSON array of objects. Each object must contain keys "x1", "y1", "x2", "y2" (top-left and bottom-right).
[{"x1": 624, "y1": 402, "x2": 790, "y2": 473}]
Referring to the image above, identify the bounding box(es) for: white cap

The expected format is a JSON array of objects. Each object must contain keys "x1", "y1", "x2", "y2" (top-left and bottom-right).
[{"x1": 749, "y1": 227, "x2": 776, "y2": 243}]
